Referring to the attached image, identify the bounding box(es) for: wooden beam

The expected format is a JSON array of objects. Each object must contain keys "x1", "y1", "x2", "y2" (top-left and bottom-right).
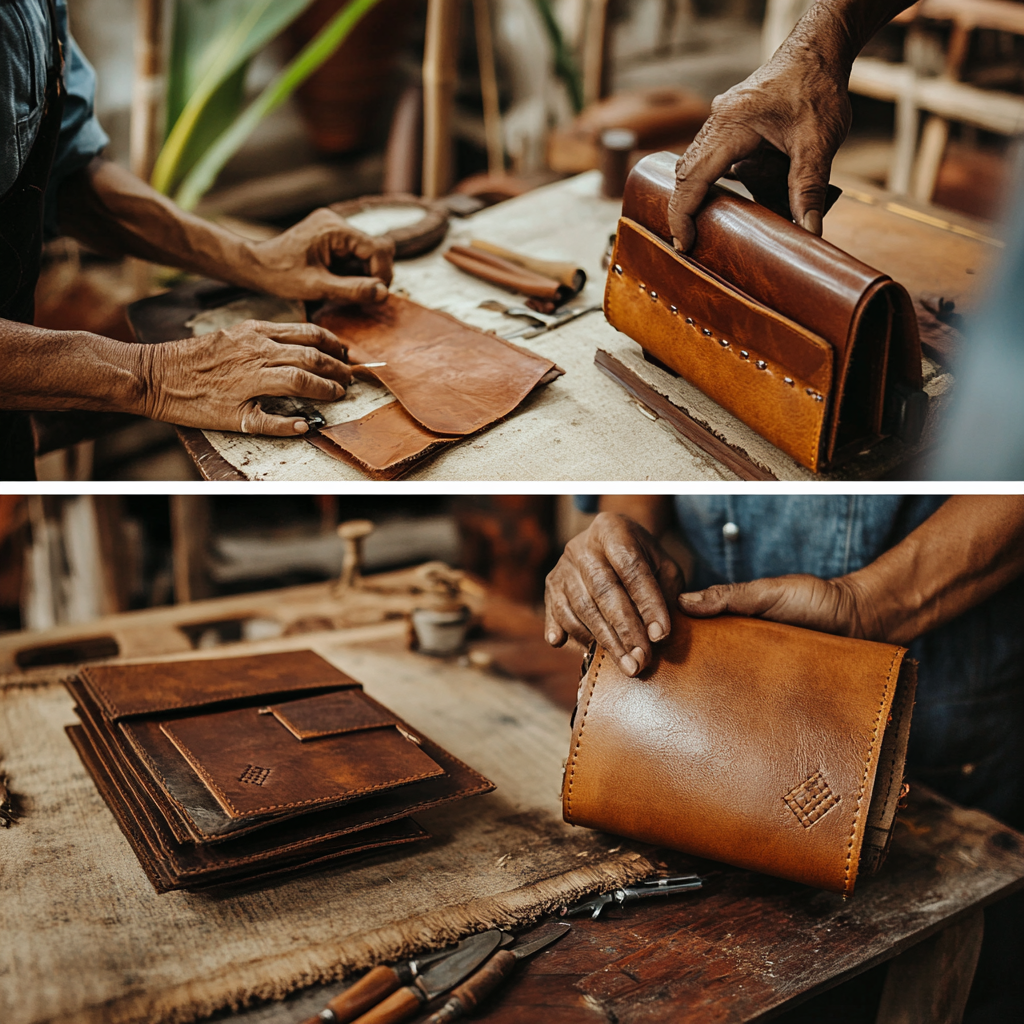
[
  {"x1": 130, "y1": 0, "x2": 166, "y2": 182},
  {"x1": 422, "y1": 0, "x2": 462, "y2": 199}
]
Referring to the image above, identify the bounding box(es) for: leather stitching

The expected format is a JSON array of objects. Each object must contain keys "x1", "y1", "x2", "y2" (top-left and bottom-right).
[
  {"x1": 565, "y1": 650, "x2": 604, "y2": 822},
  {"x1": 843, "y1": 647, "x2": 901, "y2": 894}
]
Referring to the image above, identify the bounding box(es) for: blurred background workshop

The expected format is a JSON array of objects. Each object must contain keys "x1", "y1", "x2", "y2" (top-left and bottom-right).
[{"x1": 11, "y1": 0, "x2": 1024, "y2": 481}]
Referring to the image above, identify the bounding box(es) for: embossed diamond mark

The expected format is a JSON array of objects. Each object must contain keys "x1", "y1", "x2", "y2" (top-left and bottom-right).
[
  {"x1": 783, "y1": 771, "x2": 840, "y2": 828},
  {"x1": 239, "y1": 764, "x2": 272, "y2": 787}
]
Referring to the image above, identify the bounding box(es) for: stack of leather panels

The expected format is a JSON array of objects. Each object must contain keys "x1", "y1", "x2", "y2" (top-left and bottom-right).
[{"x1": 65, "y1": 650, "x2": 494, "y2": 892}]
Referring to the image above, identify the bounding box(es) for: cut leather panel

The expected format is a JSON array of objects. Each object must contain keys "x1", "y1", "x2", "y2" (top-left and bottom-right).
[
  {"x1": 270, "y1": 689, "x2": 398, "y2": 740},
  {"x1": 310, "y1": 400, "x2": 458, "y2": 479},
  {"x1": 314, "y1": 293, "x2": 557, "y2": 435},
  {"x1": 562, "y1": 611, "x2": 913, "y2": 895},
  {"x1": 161, "y1": 703, "x2": 445, "y2": 819},
  {"x1": 68, "y1": 725, "x2": 430, "y2": 893},
  {"x1": 81, "y1": 650, "x2": 355, "y2": 721},
  {"x1": 606, "y1": 218, "x2": 831, "y2": 470}
]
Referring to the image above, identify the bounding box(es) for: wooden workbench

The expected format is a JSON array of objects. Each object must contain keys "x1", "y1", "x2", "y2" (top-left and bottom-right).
[
  {"x1": 5, "y1": 573, "x2": 1022, "y2": 1024},
  {"x1": 176, "y1": 171, "x2": 999, "y2": 482}
]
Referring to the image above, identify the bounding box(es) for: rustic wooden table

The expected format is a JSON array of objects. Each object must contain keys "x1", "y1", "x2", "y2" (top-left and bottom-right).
[
  {"x1": 173, "y1": 172, "x2": 1000, "y2": 482},
  {"x1": 6, "y1": 577, "x2": 1021, "y2": 1024}
]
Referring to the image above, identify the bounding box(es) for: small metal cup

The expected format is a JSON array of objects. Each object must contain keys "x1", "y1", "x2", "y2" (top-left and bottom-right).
[{"x1": 411, "y1": 604, "x2": 471, "y2": 656}]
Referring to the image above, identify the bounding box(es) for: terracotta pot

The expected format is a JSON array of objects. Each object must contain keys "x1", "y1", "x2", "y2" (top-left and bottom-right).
[{"x1": 286, "y1": 0, "x2": 418, "y2": 154}]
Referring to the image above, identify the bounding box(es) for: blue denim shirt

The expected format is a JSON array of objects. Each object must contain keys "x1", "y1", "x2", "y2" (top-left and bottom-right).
[
  {"x1": 1, "y1": 0, "x2": 109, "y2": 236},
  {"x1": 576, "y1": 495, "x2": 1024, "y2": 828}
]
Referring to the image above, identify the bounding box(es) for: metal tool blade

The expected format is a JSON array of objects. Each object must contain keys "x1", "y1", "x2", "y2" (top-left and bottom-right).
[
  {"x1": 510, "y1": 922, "x2": 571, "y2": 960},
  {"x1": 416, "y1": 929, "x2": 503, "y2": 998}
]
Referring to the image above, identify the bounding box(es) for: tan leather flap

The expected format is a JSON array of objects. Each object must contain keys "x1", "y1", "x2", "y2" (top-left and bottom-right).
[
  {"x1": 605, "y1": 218, "x2": 832, "y2": 471},
  {"x1": 80, "y1": 650, "x2": 356, "y2": 722},
  {"x1": 269, "y1": 690, "x2": 398, "y2": 741}
]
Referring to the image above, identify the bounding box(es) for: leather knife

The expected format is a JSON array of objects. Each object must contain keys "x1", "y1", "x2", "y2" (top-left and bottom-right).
[
  {"x1": 423, "y1": 922, "x2": 571, "y2": 1023},
  {"x1": 344, "y1": 929, "x2": 504, "y2": 1024}
]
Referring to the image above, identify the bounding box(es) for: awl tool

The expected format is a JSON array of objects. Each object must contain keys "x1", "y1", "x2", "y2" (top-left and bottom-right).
[
  {"x1": 301, "y1": 930, "x2": 502, "y2": 1024},
  {"x1": 423, "y1": 922, "x2": 571, "y2": 1023},
  {"x1": 561, "y1": 873, "x2": 704, "y2": 920}
]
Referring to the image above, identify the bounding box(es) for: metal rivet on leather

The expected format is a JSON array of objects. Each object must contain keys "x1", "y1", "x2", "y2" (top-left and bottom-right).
[
  {"x1": 239, "y1": 764, "x2": 272, "y2": 786},
  {"x1": 718, "y1": 338, "x2": 729, "y2": 348},
  {"x1": 784, "y1": 377, "x2": 794, "y2": 386},
  {"x1": 702, "y1": 328, "x2": 712, "y2": 336},
  {"x1": 740, "y1": 350, "x2": 749, "y2": 359},
  {"x1": 613, "y1": 263, "x2": 623, "y2": 275},
  {"x1": 639, "y1": 283, "x2": 646, "y2": 291},
  {"x1": 650, "y1": 291, "x2": 658, "y2": 301},
  {"x1": 722, "y1": 521, "x2": 740, "y2": 542},
  {"x1": 813, "y1": 394, "x2": 824, "y2": 402},
  {"x1": 783, "y1": 771, "x2": 840, "y2": 828},
  {"x1": 756, "y1": 360, "x2": 768, "y2": 370},
  {"x1": 685, "y1": 317, "x2": 694, "y2": 325},
  {"x1": 670, "y1": 305, "x2": 678, "y2": 314}
]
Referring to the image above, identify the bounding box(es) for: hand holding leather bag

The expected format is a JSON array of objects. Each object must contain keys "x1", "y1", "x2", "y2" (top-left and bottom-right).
[
  {"x1": 604, "y1": 153, "x2": 926, "y2": 472},
  {"x1": 562, "y1": 612, "x2": 916, "y2": 894}
]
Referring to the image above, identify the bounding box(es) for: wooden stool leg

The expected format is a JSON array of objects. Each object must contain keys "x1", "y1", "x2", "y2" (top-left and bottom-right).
[{"x1": 876, "y1": 908, "x2": 984, "y2": 1024}]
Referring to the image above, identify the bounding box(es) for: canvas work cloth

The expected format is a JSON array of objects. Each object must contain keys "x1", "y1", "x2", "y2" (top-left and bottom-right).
[{"x1": 0, "y1": 643, "x2": 653, "y2": 1024}]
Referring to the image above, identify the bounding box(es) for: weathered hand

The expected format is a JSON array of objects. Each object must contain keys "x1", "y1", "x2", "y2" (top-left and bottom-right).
[
  {"x1": 667, "y1": 12, "x2": 853, "y2": 250},
  {"x1": 246, "y1": 207, "x2": 395, "y2": 305},
  {"x1": 143, "y1": 320, "x2": 352, "y2": 435},
  {"x1": 544, "y1": 512, "x2": 684, "y2": 677},
  {"x1": 678, "y1": 573, "x2": 879, "y2": 640}
]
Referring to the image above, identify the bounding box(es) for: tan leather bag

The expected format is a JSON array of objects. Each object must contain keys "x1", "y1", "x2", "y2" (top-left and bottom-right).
[
  {"x1": 562, "y1": 612, "x2": 916, "y2": 895},
  {"x1": 604, "y1": 152, "x2": 926, "y2": 472}
]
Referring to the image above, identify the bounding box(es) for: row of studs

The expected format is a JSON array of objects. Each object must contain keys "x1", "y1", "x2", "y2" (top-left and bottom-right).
[{"x1": 612, "y1": 263, "x2": 824, "y2": 403}]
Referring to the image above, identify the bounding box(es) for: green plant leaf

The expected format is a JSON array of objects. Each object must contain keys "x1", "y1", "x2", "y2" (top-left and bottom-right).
[
  {"x1": 173, "y1": 0, "x2": 384, "y2": 210},
  {"x1": 531, "y1": 0, "x2": 583, "y2": 113},
  {"x1": 153, "y1": 0, "x2": 318, "y2": 194}
]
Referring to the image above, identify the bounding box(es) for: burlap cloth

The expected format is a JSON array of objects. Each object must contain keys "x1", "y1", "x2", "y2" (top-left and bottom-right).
[{"x1": 0, "y1": 643, "x2": 653, "y2": 1024}]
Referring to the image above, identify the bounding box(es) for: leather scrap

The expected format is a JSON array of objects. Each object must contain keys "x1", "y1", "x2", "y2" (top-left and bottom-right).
[{"x1": 311, "y1": 294, "x2": 561, "y2": 477}]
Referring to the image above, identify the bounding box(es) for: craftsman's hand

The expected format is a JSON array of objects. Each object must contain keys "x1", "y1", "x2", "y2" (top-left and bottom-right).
[
  {"x1": 143, "y1": 320, "x2": 352, "y2": 435},
  {"x1": 244, "y1": 207, "x2": 395, "y2": 305},
  {"x1": 678, "y1": 573, "x2": 878, "y2": 640},
  {"x1": 544, "y1": 512, "x2": 684, "y2": 677},
  {"x1": 668, "y1": 30, "x2": 851, "y2": 249}
]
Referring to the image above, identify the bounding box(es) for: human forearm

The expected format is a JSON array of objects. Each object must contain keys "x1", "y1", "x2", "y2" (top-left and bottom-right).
[
  {"x1": 57, "y1": 158, "x2": 394, "y2": 304},
  {"x1": 789, "y1": 0, "x2": 916, "y2": 73},
  {"x1": 57, "y1": 158, "x2": 256, "y2": 286},
  {"x1": 0, "y1": 320, "x2": 150, "y2": 414},
  {"x1": 842, "y1": 496, "x2": 1024, "y2": 644}
]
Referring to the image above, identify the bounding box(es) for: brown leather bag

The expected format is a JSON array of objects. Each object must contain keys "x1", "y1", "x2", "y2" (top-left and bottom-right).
[
  {"x1": 66, "y1": 650, "x2": 494, "y2": 891},
  {"x1": 562, "y1": 613, "x2": 916, "y2": 894},
  {"x1": 604, "y1": 153, "x2": 926, "y2": 472}
]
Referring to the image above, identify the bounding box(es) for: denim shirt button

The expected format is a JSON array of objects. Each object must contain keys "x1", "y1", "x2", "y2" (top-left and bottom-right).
[{"x1": 722, "y1": 521, "x2": 741, "y2": 543}]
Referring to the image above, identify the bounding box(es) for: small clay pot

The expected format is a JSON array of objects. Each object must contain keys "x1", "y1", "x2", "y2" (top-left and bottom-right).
[{"x1": 411, "y1": 604, "x2": 471, "y2": 656}]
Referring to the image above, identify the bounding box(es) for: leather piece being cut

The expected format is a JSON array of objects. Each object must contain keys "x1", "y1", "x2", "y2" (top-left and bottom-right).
[
  {"x1": 309, "y1": 400, "x2": 458, "y2": 480},
  {"x1": 315, "y1": 294, "x2": 558, "y2": 435},
  {"x1": 563, "y1": 612, "x2": 917, "y2": 895},
  {"x1": 606, "y1": 152, "x2": 925, "y2": 472}
]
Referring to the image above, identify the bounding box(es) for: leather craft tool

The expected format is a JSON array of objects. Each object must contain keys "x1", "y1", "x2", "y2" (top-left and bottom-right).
[
  {"x1": 560, "y1": 873, "x2": 704, "y2": 920},
  {"x1": 299, "y1": 931, "x2": 504, "y2": 1024},
  {"x1": 423, "y1": 922, "x2": 571, "y2": 1024},
  {"x1": 344, "y1": 929, "x2": 504, "y2": 1024}
]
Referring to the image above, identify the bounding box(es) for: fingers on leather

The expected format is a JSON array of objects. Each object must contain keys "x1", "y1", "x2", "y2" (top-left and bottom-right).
[
  {"x1": 259, "y1": 366, "x2": 346, "y2": 401},
  {"x1": 264, "y1": 343, "x2": 352, "y2": 384},
  {"x1": 319, "y1": 273, "x2": 388, "y2": 305},
  {"x1": 238, "y1": 401, "x2": 304, "y2": 437},
  {"x1": 544, "y1": 573, "x2": 598, "y2": 650},
  {"x1": 605, "y1": 544, "x2": 671, "y2": 642}
]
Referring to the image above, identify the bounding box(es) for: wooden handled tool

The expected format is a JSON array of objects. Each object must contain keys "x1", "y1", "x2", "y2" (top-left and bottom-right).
[
  {"x1": 424, "y1": 923, "x2": 570, "y2": 1023},
  {"x1": 297, "y1": 965, "x2": 404, "y2": 1024},
  {"x1": 469, "y1": 239, "x2": 586, "y2": 293}
]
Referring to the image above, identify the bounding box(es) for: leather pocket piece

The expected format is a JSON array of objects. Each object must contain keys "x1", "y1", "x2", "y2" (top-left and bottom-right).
[{"x1": 160, "y1": 690, "x2": 444, "y2": 819}]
